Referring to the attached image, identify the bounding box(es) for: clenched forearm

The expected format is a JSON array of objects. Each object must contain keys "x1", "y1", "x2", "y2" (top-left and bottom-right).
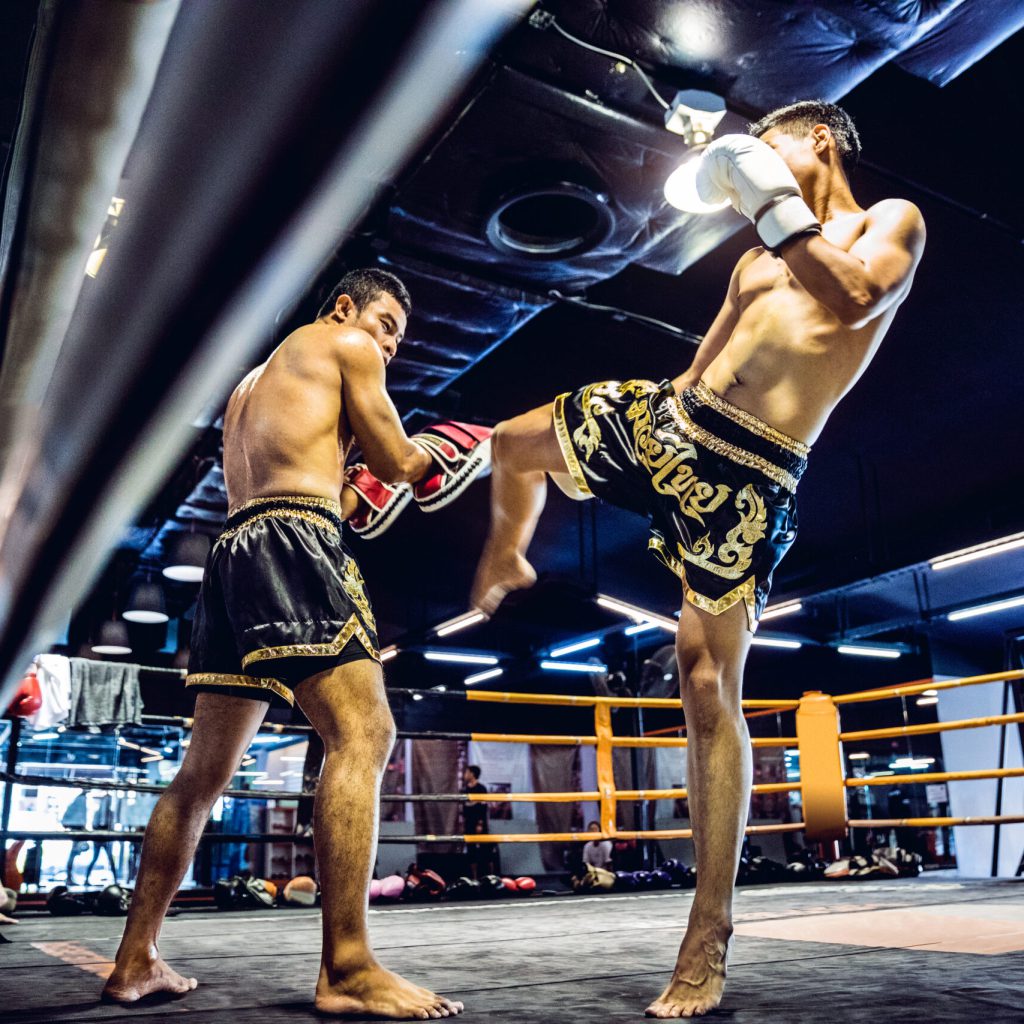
[{"x1": 780, "y1": 234, "x2": 882, "y2": 326}]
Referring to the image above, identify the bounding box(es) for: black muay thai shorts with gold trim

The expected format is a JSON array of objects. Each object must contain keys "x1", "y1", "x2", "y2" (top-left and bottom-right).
[
  {"x1": 186, "y1": 496, "x2": 380, "y2": 706},
  {"x1": 552, "y1": 379, "x2": 809, "y2": 631}
]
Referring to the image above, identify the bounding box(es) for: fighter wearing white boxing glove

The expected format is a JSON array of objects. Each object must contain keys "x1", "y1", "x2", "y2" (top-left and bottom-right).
[{"x1": 696, "y1": 133, "x2": 820, "y2": 252}]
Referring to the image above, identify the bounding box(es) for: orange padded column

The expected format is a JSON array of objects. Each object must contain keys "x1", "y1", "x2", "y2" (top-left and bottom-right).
[
  {"x1": 796, "y1": 691, "x2": 847, "y2": 841},
  {"x1": 594, "y1": 703, "x2": 617, "y2": 836}
]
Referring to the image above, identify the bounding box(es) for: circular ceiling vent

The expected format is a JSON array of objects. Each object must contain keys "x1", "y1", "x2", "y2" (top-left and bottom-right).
[{"x1": 485, "y1": 182, "x2": 613, "y2": 260}]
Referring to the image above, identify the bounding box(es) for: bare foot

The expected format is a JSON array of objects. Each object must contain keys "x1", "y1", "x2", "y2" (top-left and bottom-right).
[
  {"x1": 645, "y1": 927, "x2": 732, "y2": 1018},
  {"x1": 316, "y1": 962, "x2": 463, "y2": 1019},
  {"x1": 102, "y1": 953, "x2": 197, "y2": 1004},
  {"x1": 470, "y1": 548, "x2": 536, "y2": 616}
]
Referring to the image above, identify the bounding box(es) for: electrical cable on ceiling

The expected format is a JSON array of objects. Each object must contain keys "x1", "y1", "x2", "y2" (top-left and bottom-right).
[
  {"x1": 549, "y1": 290, "x2": 703, "y2": 346},
  {"x1": 542, "y1": 14, "x2": 671, "y2": 111}
]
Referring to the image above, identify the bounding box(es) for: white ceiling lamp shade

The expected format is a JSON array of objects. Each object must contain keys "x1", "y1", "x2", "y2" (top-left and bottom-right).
[
  {"x1": 123, "y1": 579, "x2": 169, "y2": 624},
  {"x1": 162, "y1": 532, "x2": 210, "y2": 583},
  {"x1": 663, "y1": 89, "x2": 727, "y2": 145},
  {"x1": 92, "y1": 619, "x2": 132, "y2": 656},
  {"x1": 664, "y1": 153, "x2": 732, "y2": 214}
]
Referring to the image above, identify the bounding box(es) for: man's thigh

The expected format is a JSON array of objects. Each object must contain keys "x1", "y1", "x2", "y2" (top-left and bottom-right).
[{"x1": 496, "y1": 402, "x2": 567, "y2": 475}]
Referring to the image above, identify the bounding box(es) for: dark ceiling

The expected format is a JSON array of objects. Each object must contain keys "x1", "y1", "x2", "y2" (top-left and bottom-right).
[{"x1": 2, "y1": 1, "x2": 1023, "y2": 683}]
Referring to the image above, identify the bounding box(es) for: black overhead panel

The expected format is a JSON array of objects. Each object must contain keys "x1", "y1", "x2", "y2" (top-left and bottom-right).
[
  {"x1": 379, "y1": 65, "x2": 744, "y2": 407},
  {"x1": 511, "y1": 2, "x2": 1024, "y2": 109}
]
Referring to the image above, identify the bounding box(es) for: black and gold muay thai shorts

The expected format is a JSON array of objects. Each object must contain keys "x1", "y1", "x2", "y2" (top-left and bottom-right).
[
  {"x1": 552, "y1": 379, "x2": 810, "y2": 631},
  {"x1": 186, "y1": 496, "x2": 380, "y2": 706}
]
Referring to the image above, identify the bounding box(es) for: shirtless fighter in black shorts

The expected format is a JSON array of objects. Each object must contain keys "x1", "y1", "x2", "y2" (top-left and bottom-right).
[
  {"x1": 104, "y1": 269, "x2": 489, "y2": 1018},
  {"x1": 470, "y1": 102, "x2": 925, "y2": 1017}
]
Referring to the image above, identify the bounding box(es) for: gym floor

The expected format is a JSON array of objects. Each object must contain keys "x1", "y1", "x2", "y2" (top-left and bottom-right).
[{"x1": 3, "y1": 877, "x2": 1022, "y2": 1022}]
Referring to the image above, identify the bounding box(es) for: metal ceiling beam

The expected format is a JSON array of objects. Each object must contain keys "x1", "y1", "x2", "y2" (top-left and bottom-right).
[{"x1": 0, "y1": 0, "x2": 532, "y2": 705}]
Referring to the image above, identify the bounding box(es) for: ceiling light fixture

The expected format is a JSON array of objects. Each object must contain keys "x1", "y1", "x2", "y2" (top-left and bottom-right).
[
  {"x1": 435, "y1": 611, "x2": 486, "y2": 637},
  {"x1": 540, "y1": 660, "x2": 608, "y2": 674},
  {"x1": 760, "y1": 601, "x2": 803, "y2": 621},
  {"x1": 550, "y1": 637, "x2": 602, "y2": 658},
  {"x1": 92, "y1": 619, "x2": 132, "y2": 656},
  {"x1": 663, "y1": 89, "x2": 726, "y2": 144},
  {"x1": 162, "y1": 532, "x2": 210, "y2": 583},
  {"x1": 750, "y1": 636, "x2": 802, "y2": 650},
  {"x1": 624, "y1": 621, "x2": 659, "y2": 636},
  {"x1": 465, "y1": 667, "x2": 503, "y2": 686},
  {"x1": 664, "y1": 154, "x2": 732, "y2": 214},
  {"x1": 423, "y1": 652, "x2": 499, "y2": 666},
  {"x1": 916, "y1": 696, "x2": 938, "y2": 706},
  {"x1": 847, "y1": 752, "x2": 870, "y2": 760},
  {"x1": 596, "y1": 595, "x2": 676, "y2": 631},
  {"x1": 123, "y1": 578, "x2": 169, "y2": 624},
  {"x1": 947, "y1": 594, "x2": 1024, "y2": 621},
  {"x1": 930, "y1": 531, "x2": 1024, "y2": 571},
  {"x1": 836, "y1": 644, "x2": 901, "y2": 659},
  {"x1": 380, "y1": 646, "x2": 399, "y2": 662}
]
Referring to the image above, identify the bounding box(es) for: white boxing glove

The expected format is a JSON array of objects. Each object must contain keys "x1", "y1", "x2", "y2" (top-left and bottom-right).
[{"x1": 696, "y1": 134, "x2": 820, "y2": 251}]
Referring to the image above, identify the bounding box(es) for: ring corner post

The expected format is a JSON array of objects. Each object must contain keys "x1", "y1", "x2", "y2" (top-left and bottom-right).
[{"x1": 796, "y1": 690, "x2": 847, "y2": 841}]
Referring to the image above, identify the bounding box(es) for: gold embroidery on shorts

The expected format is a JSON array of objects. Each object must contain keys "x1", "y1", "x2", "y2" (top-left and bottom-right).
[
  {"x1": 682, "y1": 485, "x2": 767, "y2": 580},
  {"x1": 185, "y1": 672, "x2": 293, "y2": 706},
  {"x1": 627, "y1": 396, "x2": 732, "y2": 527},
  {"x1": 217, "y1": 508, "x2": 340, "y2": 543},
  {"x1": 342, "y1": 558, "x2": 376, "y2": 632},
  {"x1": 692, "y1": 382, "x2": 810, "y2": 458},
  {"x1": 240, "y1": 614, "x2": 380, "y2": 669},
  {"x1": 665, "y1": 401, "x2": 800, "y2": 493},
  {"x1": 553, "y1": 393, "x2": 594, "y2": 497},
  {"x1": 647, "y1": 538, "x2": 758, "y2": 631},
  {"x1": 230, "y1": 495, "x2": 343, "y2": 517}
]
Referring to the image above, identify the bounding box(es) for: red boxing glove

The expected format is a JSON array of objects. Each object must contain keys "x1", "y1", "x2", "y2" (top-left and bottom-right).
[
  {"x1": 343, "y1": 463, "x2": 413, "y2": 539},
  {"x1": 410, "y1": 421, "x2": 492, "y2": 512},
  {"x1": 5, "y1": 669, "x2": 42, "y2": 718}
]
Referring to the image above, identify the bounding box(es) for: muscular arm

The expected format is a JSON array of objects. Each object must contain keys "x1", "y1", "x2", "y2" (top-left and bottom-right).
[
  {"x1": 780, "y1": 199, "x2": 926, "y2": 327},
  {"x1": 672, "y1": 250, "x2": 757, "y2": 392},
  {"x1": 337, "y1": 330, "x2": 431, "y2": 483}
]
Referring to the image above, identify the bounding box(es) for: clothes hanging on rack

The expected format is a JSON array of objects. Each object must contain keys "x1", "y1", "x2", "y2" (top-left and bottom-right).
[
  {"x1": 68, "y1": 660, "x2": 144, "y2": 727},
  {"x1": 29, "y1": 654, "x2": 72, "y2": 729}
]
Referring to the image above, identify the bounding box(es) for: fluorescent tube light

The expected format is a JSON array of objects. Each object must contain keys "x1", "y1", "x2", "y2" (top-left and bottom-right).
[
  {"x1": 423, "y1": 652, "x2": 499, "y2": 665},
  {"x1": 465, "y1": 668, "x2": 503, "y2": 686},
  {"x1": 550, "y1": 637, "x2": 602, "y2": 658}
]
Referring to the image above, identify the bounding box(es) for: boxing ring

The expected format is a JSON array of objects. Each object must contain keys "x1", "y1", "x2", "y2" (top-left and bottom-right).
[
  {"x1": 3, "y1": 667, "x2": 1022, "y2": 859},
  {"x1": 2, "y1": 668, "x2": 1023, "y2": 1022}
]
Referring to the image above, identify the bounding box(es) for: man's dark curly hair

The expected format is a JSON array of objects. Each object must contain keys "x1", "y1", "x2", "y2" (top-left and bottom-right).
[
  {"x1": 749, "y1": 100, "x2": 861, "y2": 173},
  {"x1": 317, "y1": 267, "x2": 412, "y2": 320}
]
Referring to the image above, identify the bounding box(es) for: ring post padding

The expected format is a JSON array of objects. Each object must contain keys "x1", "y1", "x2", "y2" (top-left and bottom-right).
[
  {"x1": 594, "y1": 703, "x2": 617, "y2": 836},
  {"x1": 796, "y1": 691, "x2": 847, "y2": 841}
]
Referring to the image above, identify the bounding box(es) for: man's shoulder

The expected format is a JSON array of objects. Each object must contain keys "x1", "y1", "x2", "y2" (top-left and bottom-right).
[
  {"x1": 865, "y1": 197, "x2": 925, "y2": 232},
  {"x1": 281, "y1": 322, "x2": 380, "y2": 363}
]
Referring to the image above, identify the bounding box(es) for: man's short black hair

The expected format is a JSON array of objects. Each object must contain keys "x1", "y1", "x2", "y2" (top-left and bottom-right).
[
  {"x1": 748, "y1": 100, "x2": 861, "y2": 173},
  {"x1": 466, "y1": 764, "x2": 481, "y2": 780},
  {"x1": 317, "y1": 267, "x2": 412, "y2": 320}
]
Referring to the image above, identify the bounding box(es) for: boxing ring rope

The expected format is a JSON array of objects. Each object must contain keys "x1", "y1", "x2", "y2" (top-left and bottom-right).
[{"x1": 2, "y1": 666, "x2": 1019, "y2": 861}]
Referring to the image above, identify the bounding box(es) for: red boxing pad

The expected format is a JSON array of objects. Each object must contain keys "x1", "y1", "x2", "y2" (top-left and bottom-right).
[
  {"x1": 5, "y1": 670, "x2": 41, "y2": 718},
  {"x1": 514, "y1": 876, "x2": 536, "y2": 893}
]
